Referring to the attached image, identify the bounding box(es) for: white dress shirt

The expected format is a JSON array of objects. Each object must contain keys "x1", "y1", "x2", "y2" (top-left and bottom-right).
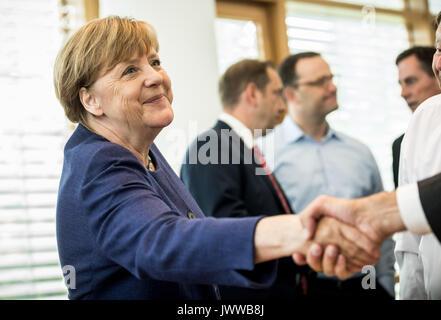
[
  {"x1": 395, "y1": 93, "x2": 441, "y2": 299},
  {"x1": 218, "y1": 112, "x2": 254, "y2": 149}
]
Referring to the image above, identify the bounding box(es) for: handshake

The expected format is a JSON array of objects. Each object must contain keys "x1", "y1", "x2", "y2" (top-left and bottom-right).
[{"x1": 291, "y1": 191, "x2": 406, "y2": 279}]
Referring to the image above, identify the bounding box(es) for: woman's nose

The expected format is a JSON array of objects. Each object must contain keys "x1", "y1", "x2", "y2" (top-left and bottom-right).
[{"x1": 143, "y1": 67, "x2": 162, "y2": 87}]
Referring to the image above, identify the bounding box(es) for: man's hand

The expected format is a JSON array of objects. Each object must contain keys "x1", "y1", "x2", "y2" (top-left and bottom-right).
[
  {"x1": 301, "y1": 192, "x2": 405, "y2": 244},
  {"x1": 293, "y1": 191, "x2": 406, "y2": 278}
]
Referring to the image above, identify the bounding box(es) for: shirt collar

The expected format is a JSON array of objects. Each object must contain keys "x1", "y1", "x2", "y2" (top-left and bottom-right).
[
  {"x1": 324, "y1": 126, "x2": 340, "y2": 141},
  {"x1": 279, "y1": 116, "x2": 341, "y2": 145},
  {"x1": 218, "y1": 112, "x2": 254, "y2": 149}
]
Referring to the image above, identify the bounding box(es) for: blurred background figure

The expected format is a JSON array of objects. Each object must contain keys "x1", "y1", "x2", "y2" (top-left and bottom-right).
[
  {"x1": 180, "y1": 59, "x2": 312, "y2": 300},
  {"x1": 392, "y1": 46, "x2": 441, "y2": 188},
  {"x1": 395, "y1": 12, "x2": 441, "y2": 300},
  {"x1": 259, "y1": 52, "x2": 395, "y2": 299}
]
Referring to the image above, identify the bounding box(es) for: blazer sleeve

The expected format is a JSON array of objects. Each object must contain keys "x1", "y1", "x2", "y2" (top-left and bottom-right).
[
  {"x1": 417, "y1": 172, "x2": 441, "y2": 242},
  {"x1": 82, "y1": 144, "x2": 276, "y2": 288}
]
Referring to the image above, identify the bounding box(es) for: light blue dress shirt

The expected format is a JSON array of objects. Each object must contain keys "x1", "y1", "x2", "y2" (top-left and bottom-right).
[
  {"x1": 261, "y1": 116, "x2": 383, "y2": 212},
  {"x1": 259, "y1": 116, "x2": 396, "y2": 297}
]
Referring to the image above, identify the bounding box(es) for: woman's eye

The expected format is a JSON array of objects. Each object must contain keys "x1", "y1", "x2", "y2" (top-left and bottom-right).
[
  {"x1": 151, "y1": 59, "x2": 161, "y2": 67},
  {"x1": 122, "y1": 66, "x2": 137, "y2": 76}
]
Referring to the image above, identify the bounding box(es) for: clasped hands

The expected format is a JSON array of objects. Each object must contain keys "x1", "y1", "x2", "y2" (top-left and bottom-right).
[{"x1": 294, "y1": 192, "x2": 403, "y2": 279}]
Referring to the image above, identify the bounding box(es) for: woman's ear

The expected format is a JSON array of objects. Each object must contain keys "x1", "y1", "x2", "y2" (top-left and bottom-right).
[{"x1": 79, "y1": 87, "x2": 104, "y2": 116}]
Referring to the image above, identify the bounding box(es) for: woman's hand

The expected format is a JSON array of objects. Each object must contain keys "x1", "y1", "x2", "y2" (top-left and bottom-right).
[{"x1": 292, "y1": 216, "x2": 381, "y2": 279}]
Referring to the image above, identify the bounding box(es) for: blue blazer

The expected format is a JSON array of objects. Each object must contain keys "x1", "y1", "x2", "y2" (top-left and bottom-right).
[
  {"x1": 56, "y1": 124, "x2": 277, "y2": 300},
  {"x1": 181, "y1": 120, "x2": 310, "y2": 299}
]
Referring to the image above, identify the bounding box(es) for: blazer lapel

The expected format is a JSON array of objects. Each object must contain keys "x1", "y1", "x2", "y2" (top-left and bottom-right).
[{"x1": 216, "y1": 120, "x2": 292, "y2": 213}]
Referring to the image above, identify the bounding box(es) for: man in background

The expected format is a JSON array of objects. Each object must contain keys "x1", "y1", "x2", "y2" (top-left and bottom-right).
[
  {"x1": 260, "y1": 52, "x2": 395, "y2": 299},
  {"x1": 392, "y1": 46, "x2": 440, "y2": 188},
  {"x1": 394, "y1": 15, "x2": 441, "y2": 298},
  {"x1": 181, "y1": 59, "x2": 311, "y2": 300}
]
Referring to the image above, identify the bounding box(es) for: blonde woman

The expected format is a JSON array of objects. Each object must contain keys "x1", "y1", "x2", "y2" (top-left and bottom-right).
[{"x1": 54, "y1": 16, "x2": 378, "y2": 300}]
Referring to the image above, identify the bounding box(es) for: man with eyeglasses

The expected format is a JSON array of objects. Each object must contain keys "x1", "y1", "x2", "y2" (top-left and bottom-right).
[{"x1": 258, "y1": 52, "x2": 395, "y2": 299}]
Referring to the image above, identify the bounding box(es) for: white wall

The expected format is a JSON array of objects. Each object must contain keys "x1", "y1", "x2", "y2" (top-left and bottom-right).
[{"x1": 100, "y1": 0, "x2": 222, "y2": 173}]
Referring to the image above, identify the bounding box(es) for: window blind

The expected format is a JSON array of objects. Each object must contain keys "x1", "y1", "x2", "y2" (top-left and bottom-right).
[
  {"x1": 285, "y1": 1, "x2": 410, "y2": 191},
  {"x1": 325, "y1": 0, "x2": 404, "y2": 10},
  {"x1": 0, "y1": 0, "x2": 72, "y2": 299}
]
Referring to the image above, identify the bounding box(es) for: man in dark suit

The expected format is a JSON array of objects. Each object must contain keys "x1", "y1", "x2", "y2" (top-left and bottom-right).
[
  {"x1": 392, "y1": 47, "x2": 440, "y2": 187},
  {"x1": 180, "y1": 59, "x2": 311, "y2": 300}
]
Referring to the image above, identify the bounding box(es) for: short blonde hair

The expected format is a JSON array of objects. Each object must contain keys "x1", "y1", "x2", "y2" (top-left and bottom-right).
[{"x1": 54, "y1": 16, "x2": 159, "y2": 125}]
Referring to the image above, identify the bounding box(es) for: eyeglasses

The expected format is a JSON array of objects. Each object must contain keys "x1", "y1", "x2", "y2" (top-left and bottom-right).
[{"x1": 293, "y1": 74, "x2": 335, "y2": 88}]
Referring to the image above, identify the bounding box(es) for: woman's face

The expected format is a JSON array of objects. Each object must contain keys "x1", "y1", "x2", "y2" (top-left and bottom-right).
[{"x1": 89, "y1": 49, "x2": 174, "y2": 137}]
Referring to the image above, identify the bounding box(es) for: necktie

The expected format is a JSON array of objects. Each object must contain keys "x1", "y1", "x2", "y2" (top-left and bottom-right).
[
  {"x1": 253, "y1": 145, "x2": 308, "y2": 295},
  {"x1": 252, "y1": 145, "x2": 292, "y2": 214}
]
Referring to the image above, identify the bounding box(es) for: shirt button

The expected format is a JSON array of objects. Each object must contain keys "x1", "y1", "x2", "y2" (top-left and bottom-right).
[{"x1": 187, "y1": 212, "x2": 196, "y2": 219}]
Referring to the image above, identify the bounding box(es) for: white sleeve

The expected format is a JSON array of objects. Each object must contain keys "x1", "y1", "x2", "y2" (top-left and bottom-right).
[
  {"x1": 396, "y1": 183, "x2": 432, "y2": 234},
  {"x1": 396, "y1": 107, "x2": 432, "y2": 235},
  {"x1": 395, "y1": 232, "x2": 427, "y2": 299},
  {"x1": 396, "y1": 251, "x2": 427, "y2": 299}
]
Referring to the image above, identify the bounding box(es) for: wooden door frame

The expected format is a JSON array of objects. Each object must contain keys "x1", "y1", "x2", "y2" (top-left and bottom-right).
[{"x1": 216, "y1": 0, "x2": 289, "y2": 65}]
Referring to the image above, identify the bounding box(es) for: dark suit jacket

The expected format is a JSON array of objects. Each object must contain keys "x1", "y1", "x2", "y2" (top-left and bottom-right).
[
  {"x1": 418, "y1": 172, "x2": 441, "y2": 243},
  {"x1": 180, "y1": 120, "x2": 311, "y2": 300},
  {"x1": 392, "y1": 133, "x2": 404, "y2": 188},
  {"x1": 57, "y1": 124, "x2": 277, "y2": 300}
]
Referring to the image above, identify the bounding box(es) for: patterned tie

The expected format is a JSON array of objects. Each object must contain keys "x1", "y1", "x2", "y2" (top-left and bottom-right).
[{"x1": 252, "y1": 145, "x2": 292, "y2": 214}]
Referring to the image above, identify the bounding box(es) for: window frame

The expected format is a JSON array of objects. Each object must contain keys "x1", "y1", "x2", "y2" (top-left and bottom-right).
[
  {"x1": 216, "y1": 0, "x2": 290, "y2": 65},
  {"x1": 216, "y1": 0, "x2": 437, "y2": 52}
]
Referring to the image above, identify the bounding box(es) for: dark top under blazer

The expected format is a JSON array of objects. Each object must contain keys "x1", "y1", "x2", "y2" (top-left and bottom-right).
[
  {"x1": 180, "y1": 120, "x2": 310, "y2": 300},
  {"x1": 392, "y1": 133, "x2": 404, "y2": 188},
  {"x1": 418, "y1": 172, "x2": 441, "y2": 243},
  {"x1": 56, "y1": 124, "x2": 277, "y2": 300}
]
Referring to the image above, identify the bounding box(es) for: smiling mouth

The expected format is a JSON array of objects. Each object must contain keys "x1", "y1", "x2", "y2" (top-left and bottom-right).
[{"x1": 143, "y1": 94, "x2": 165, "y2": 104}]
